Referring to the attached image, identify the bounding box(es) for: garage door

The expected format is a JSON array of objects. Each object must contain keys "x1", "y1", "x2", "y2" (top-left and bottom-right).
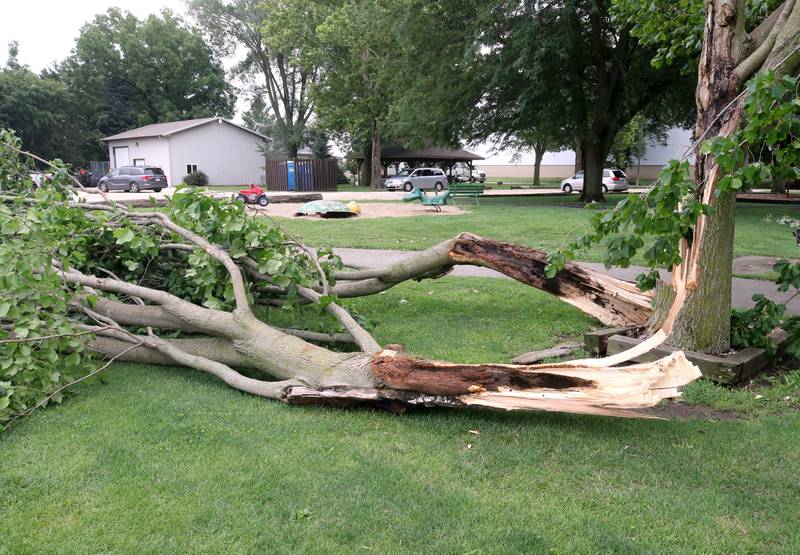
[{"x1": 113, "y1": 146, "x2": 130, "y2": 167}]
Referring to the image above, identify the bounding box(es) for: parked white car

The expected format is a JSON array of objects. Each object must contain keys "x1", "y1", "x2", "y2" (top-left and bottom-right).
[
  {"x1": 384, "y1": 167, "x2": 448, "y2": 192},
  {"x1": 451, "y1": 166, "x2": 486, "y2": 183},
  {"x1": 560, "y1": 169, "x2": 628, "y2": 193}
]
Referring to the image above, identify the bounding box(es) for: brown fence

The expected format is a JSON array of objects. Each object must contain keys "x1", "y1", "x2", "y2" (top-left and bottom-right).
[{"x1": 265, "y1": 159, "x2": 338, "y2": 192}]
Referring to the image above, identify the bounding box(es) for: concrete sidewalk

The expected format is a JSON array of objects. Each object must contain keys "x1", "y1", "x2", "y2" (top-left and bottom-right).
[
  {"x1": 333, "y1": 247, "x2": 800, "y2": 315},
  {"x1": 76, "y1": 186, "x2": 651, "y2": 204}
]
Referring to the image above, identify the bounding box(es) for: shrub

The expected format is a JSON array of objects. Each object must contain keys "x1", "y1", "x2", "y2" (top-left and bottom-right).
[{"x1": 184, "y1": 171, "x2": 209, "y2": 187}]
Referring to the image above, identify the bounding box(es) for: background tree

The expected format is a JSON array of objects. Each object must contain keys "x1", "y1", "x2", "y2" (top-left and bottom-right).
[
  {"x1": 486, "y1": 0, "x2": 692, "y2": 201},
  {"x1": 192, "y1": 0, "x2": 329, "y2": 158},
  {"x1": 311, "y1": 0, "x2": 399, "y2": 188},
  {"x1": 242, "y1": 92, "x2": 291, "y2": 159},
  {"x1": 390, "y1": 0, "x2": 693, "y2": 201},
  {"x1": 62, "y1": 8, "x2": 235, "y2": 162},
  {"x1": 606, "y1": 115, "x2": 671, "y2": 174},
  {"x1": 0, "y1": 44, "x2": 83, "y2": 164},
  {"x1": 308, "y1": 126, "x2": 332, "y2": 159}
]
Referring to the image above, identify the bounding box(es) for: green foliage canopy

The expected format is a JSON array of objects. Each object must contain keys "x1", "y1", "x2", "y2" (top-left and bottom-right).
[{"x1": 62, "y1": 8, "x2": 235, "y2": 161}]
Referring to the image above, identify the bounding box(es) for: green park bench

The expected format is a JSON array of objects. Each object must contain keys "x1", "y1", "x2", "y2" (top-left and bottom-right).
[{"x1": 448, "y1": 182, "x2": 485, "y2": 205}]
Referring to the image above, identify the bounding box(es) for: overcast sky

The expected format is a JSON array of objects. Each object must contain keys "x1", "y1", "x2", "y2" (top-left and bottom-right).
[{"x1": 0, "y1": 0, "x2": 187, "y2": 71}]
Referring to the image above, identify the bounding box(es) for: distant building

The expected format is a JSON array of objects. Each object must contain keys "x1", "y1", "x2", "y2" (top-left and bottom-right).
[
  {"x1": 103, "y1": 117, "x2": 271, "y2": 186},
  {"x1": 471, "y1": 127, "x2": 695, "y2": 180}
]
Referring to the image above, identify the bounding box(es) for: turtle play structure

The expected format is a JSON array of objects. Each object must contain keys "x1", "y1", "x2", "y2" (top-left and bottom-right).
[{"x1": 295, "y1": 200, "x2": 361, "y2": 218}]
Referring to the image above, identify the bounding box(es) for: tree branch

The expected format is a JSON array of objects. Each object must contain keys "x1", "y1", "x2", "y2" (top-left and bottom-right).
[
  {"x1": 295, "y1": 286, "x2": 381, "y2": 354},
  {"x1": 734, "y1": 0, "x2": 797, "y2": 82},
  {"x1": 131, "y1": 211, "x2": 253, "y2": 316},
  {"x1": 329, "y1": 234, "x2": 653, "y2": 327}
]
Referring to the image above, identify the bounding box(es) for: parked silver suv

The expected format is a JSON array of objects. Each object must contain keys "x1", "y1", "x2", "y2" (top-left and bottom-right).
[
  {"x1": 384, "y1": 167, "x2": 448, "y2": 192},
  {"x1": 560, "y1": 168, "x2": 628, "y2": 193},
  {"x1": 98, "y1": 166, "x2": 168, "y2": 193}
]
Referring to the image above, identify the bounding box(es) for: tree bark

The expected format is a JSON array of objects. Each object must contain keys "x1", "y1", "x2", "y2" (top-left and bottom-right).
[
  {"x1": 574, "y1": 139, "x2": 584, "y2": 173},
  {"x1": 370, "y1": 124, "x2": 383, "y2": 190},
  {"x1": 580, "y1": 141, "x2": 607, "y2": 203},
  {"x1": 533, "y1": 142, "x2": 545, "y2": 187},
  {"x1": 360, "y1": 142, "x2": 372, "y2": 188}
]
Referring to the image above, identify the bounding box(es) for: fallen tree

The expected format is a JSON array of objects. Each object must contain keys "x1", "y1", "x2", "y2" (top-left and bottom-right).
[
  {"x1": 0, "y1": 133, "x2": 699, "y2": 425},
  {"x1": 3, "y1": 2, "x2": 796, "y2": 426}
]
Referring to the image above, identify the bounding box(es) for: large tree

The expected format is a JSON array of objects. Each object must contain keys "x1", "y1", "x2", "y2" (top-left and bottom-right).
[
  {"x1": 191, "y1": 0, "x2": 329, "y2": 158},
  {"x1": 665, "y1": 0, "x2": 800, "y2": 352},
  {"x1": 474, "y1": 1, "x2": 694, "y2": 201},
  {"x1": 62, "y1": 8, "x2": 235, "y2": 161},
  {"x1": 379, "y1": 1, "x2": 693, "y2": 201},
  {"x1": 311, "y1": 0, "x2": 399, "y2": 189},
  {"x1": 0, "y1": 44, "x2": 83, "y2": 164}
]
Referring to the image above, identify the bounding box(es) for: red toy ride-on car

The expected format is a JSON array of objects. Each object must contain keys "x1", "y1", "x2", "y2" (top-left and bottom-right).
[{"x1": 235, "y1": 184, "x2": 270, "y2": 207}]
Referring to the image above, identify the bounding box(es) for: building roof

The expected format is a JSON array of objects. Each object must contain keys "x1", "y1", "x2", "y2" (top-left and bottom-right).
[
  {"x1": 347, "y1": 144, "x2": 484, "y2": 162},
  {"x1": 102, "y1": 117, "x2": 270, "y2": 142}
]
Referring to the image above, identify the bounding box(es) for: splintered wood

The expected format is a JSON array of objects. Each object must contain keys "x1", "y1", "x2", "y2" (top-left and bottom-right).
[{"x1": 372, "y1": 349, "x2": 701, "y2": 418}]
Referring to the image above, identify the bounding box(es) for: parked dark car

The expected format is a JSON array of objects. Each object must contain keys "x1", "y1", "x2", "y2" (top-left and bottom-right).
[{"x1": 98, "y1": 166, "x2": 168, "y2": 193}]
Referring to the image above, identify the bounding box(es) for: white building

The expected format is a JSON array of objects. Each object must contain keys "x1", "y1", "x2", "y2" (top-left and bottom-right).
[
  {"x1": 103, "y1": 117, "x2": 270, "y2": 186},
  {"x1": 471, "y1": 127, "x2": 695, "y2": 180}
]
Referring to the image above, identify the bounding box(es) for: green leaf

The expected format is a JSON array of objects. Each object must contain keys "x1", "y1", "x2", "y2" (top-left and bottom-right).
[
  {"x1": 114, "y1": 228, "x2": 135, "y2": 245},
  {"x1": 318, "y1": 295, "x2": 334, "y2": 310}
]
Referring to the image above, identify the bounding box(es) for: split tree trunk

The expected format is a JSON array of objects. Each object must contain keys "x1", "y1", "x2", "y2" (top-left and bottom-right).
[
  {"x1": 666, "y1": 0, "x2": 800, "y2": 352},
  {"x1": 668, "y1": 0, "x2": 745, "y2": 353}
]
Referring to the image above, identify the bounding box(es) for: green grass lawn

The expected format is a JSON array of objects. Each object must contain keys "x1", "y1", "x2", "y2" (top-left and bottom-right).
[
  {"x1": 276, "y1": 196, "x2": 800, "y2": 262},
  {"x1": 3, "y1": 277, "x2": 800, "y2": 553}
]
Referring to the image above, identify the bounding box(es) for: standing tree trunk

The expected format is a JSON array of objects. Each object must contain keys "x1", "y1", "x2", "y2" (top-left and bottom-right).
[
  {"x1": 370, "y1": 124, "x2": 383, "y2": 190},
  {"x1": 361, "y1": 142, "x2": 373, "y2": 188},
  {"x1": 574, "y1": 139, "x2": 584, "y2": 174},
  {"x1": 533, "y1": 141, "x2": 546, "y2": 187},
  {"x1": 581, "y1": 141, "x2": 607, "y2": 203}
]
